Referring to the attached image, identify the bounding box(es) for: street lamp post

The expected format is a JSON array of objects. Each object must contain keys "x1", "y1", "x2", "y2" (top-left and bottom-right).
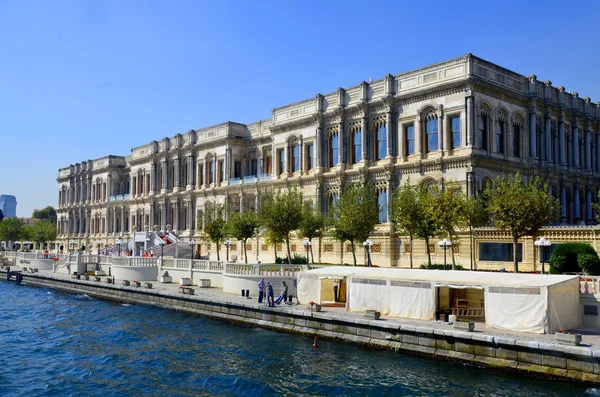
[
  {"x1": 115, "y1": 239, "x2": 122, "y2": 256},
  {"x1": 438, "y1": 238, "x2": 453, "y2": 270},
  {"x1": 363, "y1": 239, "x2": 373, "y2": 267},
  {"x1": 159, "y1": 238, "x2": 166, "y2": 259},
  {"x1": 224, "y1": 240, "x2": 231, "y2": 262},
  {"x1": 303, "y1": 240, "x2": 312, "y2": 265},
  {"x1": 190, "y1": 239, "x2": 196, "y2": 261},
  {"x1": 534, "y1": 237, "x2": 552, "y2": 275}
]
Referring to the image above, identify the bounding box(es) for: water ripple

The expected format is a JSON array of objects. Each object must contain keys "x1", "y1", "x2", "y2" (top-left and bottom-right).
[{"x1": 0, "y1": 281, "x2": 592, "y2": 397}]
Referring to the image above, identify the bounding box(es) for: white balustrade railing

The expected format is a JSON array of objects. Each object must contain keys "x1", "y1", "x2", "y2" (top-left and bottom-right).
[
  {"x1": 162, "y1": 258, "x2": 175, "y2": 268},
  {"x1": 111, "y1": 257, "x2": 158, "y2": 267},
  {"x1": 580, "y1": 276, "x2": 600, "y2": 295},
  {"x1": 223, "y1": 263, "x2": 304, "y2": 276},
  {"x1": 174, "y1": 259, "x2": 190, "y2": 269}
]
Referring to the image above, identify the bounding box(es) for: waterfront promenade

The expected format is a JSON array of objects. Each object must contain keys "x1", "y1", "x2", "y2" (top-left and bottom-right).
[{"x1": 4, "y1": 265, "x2": 600, "y2": 384}]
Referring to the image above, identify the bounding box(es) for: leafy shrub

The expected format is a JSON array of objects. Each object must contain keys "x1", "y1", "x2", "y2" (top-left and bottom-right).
[
  {"x1": 275, "y1": 254, "x2": 308, "y2": 264},
  {"x1": 548, "y1": 243, "x2": 600, "y2": 275},
  {"x1": 419, "y1": 263, "x2": 466, "y2": 270}
]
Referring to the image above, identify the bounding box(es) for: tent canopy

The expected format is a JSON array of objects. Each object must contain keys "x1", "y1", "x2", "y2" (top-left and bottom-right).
[{"x1": 298, "y1": 267, "x2": 578, "y2": 288}]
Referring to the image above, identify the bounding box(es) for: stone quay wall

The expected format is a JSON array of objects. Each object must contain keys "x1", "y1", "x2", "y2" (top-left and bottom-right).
[{"x1": 5, "y1": 271, "x2": 600, "y2": 385}]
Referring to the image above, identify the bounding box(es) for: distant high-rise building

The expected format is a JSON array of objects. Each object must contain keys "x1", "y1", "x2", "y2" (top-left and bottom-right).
[{"x1": 0, "y1": 195, "x2": 17, "y2": 218}]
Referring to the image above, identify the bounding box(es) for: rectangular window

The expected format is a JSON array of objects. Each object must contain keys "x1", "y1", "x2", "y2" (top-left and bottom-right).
[
  {"x1": 426, "y1": 118, "x2": 438, "y2": 152},
  {"x1": 479, "y1": 115, "x2": 488, "y2": 150},
  {"x1": 251, "y1": 159, "x2": 258, "y2": 176},
  {"x1": 353, "y1": 130, "x2": 362, "y2": 163},
  {"x1": 451, "y1": 117, "x2": 460, "y2": 149},
  {"x1": 265, "y1": 156, "x2": 272, "y2": 174},
  {"x1": 278, "y1": 149, "x2": 285, "y2": 175},
  {"x1": 307, "y1": 144, "x2": 313, "y2": 170},
  {"x1": 378, "y1": 190, "x2": 387, "y2": 223},
  {"x1": 406, "y1": 125, "x2": 415, "y2": 156},
  {"x1": 208, "y1": 161, "x2": 214, "y2": 184},
  {"x1": 479, "y1": 242, "x2": 523, "y2": 262},
  {"x1": 234, "y1": 161, "x2": 241, "y2": 178},
  {"x1": 218, "y1": 160, "x2": 224, "y2": 182},
  {"x1": 497, "y1": 122, "x2": 504, "y2": 154},
  {"x1": 293, "y1": 144, "x2": 300, "y2": 172},
  {"x1": 331, "y1": 134, "x2": 339, "y2": 166},
  {"x1": 513, "y1": 125, "x2": 520, "y2": 158},
  {"x1": 377, "y1": 125, "x2": 387, "y2": 160}
]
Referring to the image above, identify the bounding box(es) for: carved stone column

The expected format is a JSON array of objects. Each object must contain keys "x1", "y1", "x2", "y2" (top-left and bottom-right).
[
  {"x1": 545, "y1": 112, "x2": 552, "y2": 162},
  {"x1": 150, "y1": 162, "x2": 156, "y2": 194},
  {"x1": 338, "y1": 116, "x2": 344, "y2": 165},
  {"x1": 386, "y1": 108, "x2": 393, "y2": 157},
  {"x1": 586, "y1": 185, "x2": 593, "y2": 223},
  {"x1": 161, "y1": 203, "x2": 167, "y2": 232},
  {"x1": 414, "y1": 114, "x2": 422, "y2": 157},
  {"x1": 559, "y1": 115, "x2": 566, "y2": 165},
  {"x1": 466, "y1": 94, "x2": 474, "y2": 147},
  {"x1": 361, "y1": 111, "x2": 368, "y2": 161},
  {"x1": 315, "y1": 118, "x2": 323, "y2": 168},
  {"x1": 529, "y1": 106, "x2": 537, "y2": 159},
  {"x1": 560, "y1": 183, "x2": 567, "y2": 220},
  {"x1": 174, "y1": 157, "x2": 180, "y2": 189},
  {"x1": 174, "y1": 201, "x2": 180, "y2": 232},
  {"x1": 120, "y1": 207, "x2": 125, "y2": 234},
  {"x1": 574, "y1": 185, "x2": 581, "y2": 222},
  {"x1": 573, "y1": 123, "x2": 580, "y2": 168},
  {"x1": 161, "y1": 159, "x2": 168, "y2": 191},
  {"x1": 585, "y1": 128, "x2": 592, "y2": 171}
]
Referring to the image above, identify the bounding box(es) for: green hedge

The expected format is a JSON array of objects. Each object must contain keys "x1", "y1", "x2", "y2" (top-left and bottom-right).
[
  {"x1": 548, "y1": 242, "x2": 600, "y2": 275},
  {"x1": 420, "y1": 263, "x2": 466, "y2": 271},
  {"x1": 275, "y1": 254, "x2": 308, "y2": 264}
]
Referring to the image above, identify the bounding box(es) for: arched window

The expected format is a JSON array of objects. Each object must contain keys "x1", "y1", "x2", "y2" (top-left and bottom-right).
[
  {"x1": 479, "y1": 116, "x2": 488, "y2": 150},
  {"x1": 513, "y1": 125, "x2": 520, "y2": 158},
  {"x1": 497, "y1": 120, "x2": 505, "y2": 154},
  {"x1": 425, "y1": 114, "x2": 438, "y2": 152},
  {"x1": 376, "y1": 123, "x2": 386, "y2": 160},
  {"x1": 353, "y1": 128, "x2": 362, "y2": 163},
  {"x1": 377, "y1": 189, "x2": 387, "y2": 223},
  {"x1": 330, "y1": 132, "x2": 339, "y2": 167},
  {"x1": 292, "y1": 143, "x2": 300, "y2": 172}
]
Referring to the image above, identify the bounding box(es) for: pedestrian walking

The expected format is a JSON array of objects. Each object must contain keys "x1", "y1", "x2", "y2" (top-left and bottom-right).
[
  {"x1": 266, "y1": 281, "x2": 274, "y2": 307},
  {"x1": 257, "y1": 278, "x2": 265, "y2": 304}
]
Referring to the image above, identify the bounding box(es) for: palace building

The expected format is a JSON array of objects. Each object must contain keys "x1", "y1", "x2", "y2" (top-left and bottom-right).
[{"x1": 56, "y1": 54, "x2": 600, "y2": 269}]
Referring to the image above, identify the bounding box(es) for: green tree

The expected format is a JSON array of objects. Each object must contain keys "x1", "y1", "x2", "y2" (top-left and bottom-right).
[
  {"x1": 461, "y1": 194, "x2": 489, "y2": 270},
  {"x1": 201, "y1": 203, "x2": 227, "y2": 261},
  {"x1": 30, "y1": 220, "x2": 58, "y2": 250},
  {"x1": 262, "y1": 228, "x2": 284, "y2": 263},
  {"x1": 390, "y1": 179, "x2": 422, "y2": 269},
  {"x1": 429, "y1": 182, "x2": 466, "y2": 270},
  {"x1": 415, "y1": 184, "x2": 442, "y2": 267},
  {"x1": 259, "y1": 189, "x2": 304, "y2": 264},
  {"x1": 485, "y1": 173, "x2": 559, "y2": 273},
  {"x1": 32, "y1": 206, "x2": 57, "y2": 224},
  {"x1": 226, "y1": 210, "x2": 260, "y2": 263},
  {"x1": 330, "y1": 184, "x2": 379, "y2": 266},
  {"x1": 298, "y1": 203, "x2": 327, "y2": 264},
  {"x1": 0, "y1": 217, "x2": 25, "y2": 248}
]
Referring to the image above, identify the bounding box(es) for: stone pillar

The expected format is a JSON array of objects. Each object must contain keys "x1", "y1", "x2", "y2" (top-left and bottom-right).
[
  {"x1": 386, "y1": 109, "x2": 393, "y2": 157},
  {"x1": 437, "y1": 109, "x2": 444, "y2": 152},
  {"x1": 338, "y1": 118, "x2": 344, "y2": 165},
  {"x1": 315, "y1": 119, "x2": 322, "y2": 168},
  {"x1": 86, "y1": 210, "x2": 91, "y2": 234},
  {"x1": 559, "y1": 117, "x2": 566, "y2": 165},
  {"x1": 545, "y1": 113, "x2": 552, "y2": 162},
  {"x1": 186, "y1": 154, "x2": 194, "y2": 188},
  {"x1": 203, "y1": 158, "x2": 208, "y2": 186},
  {"x1": 149, "y1": 204, "x2": 155, "y2": 230},
  {"x1": 174, "y1": 157, "x2": 180, "y2": 189},
  {"x1": 161, "y1": 159, "x2": 168, "y2": 191},
  {"x1": 225, "y1": 146, "x2": 231, "y2": 182},
  {"x1": 239, "y1": 192, "x2": 244, "y2": 213},
  {"x1": 466, "y1": 95, "x2": 474, "y2": 146},
  {"x1": 174, "y1": 201, "x2": 180, "y2": 232},
  {"x1": 596, "y1": 133, "x2": 600, "y2": 172},
  {"x1": 87, "y1": 177, "x2": 92, "y2": 202},
  {"x1": 161, "y1": 204, "x2": 167, "y2": 231},
  {"x1": 414, "y1": 115, "x2": 422, "y2": 156},
  {"x1": 120, "y1": 207, "x2": 125, "y2": 234},
  {"x1": 361, "y1": 113, "x2": 368, "y2": 161},
  {"x1": 150, "y1": 162, "x2": 156, "y2": 193},
  {"x1": 560, "y1": 184, "x2": 567, "y2": 220},
  {"x1": 529, "y1": 107, "x2": 537, "y2": 159},
  {"x1": 104, "y1": 212, "x2": 109, "y2": 235},
  {"x1": 574, "y1": 186, "x2": 581, "y2": 222},
  {"x1": 573, "y1": 124, "x2": 580, "y2": 168},
  {"x1": 585, "y1": 129, "x2": 592, "y2": 170},
  {"x1": 466, "y1": 172, "x2": 475, "y2": 198},
  {"x1": 587, "y1": 186, "x2": 593, "y2": 224}
]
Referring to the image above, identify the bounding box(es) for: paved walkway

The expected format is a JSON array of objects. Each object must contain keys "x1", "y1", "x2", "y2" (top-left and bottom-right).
[{"x1": 9, "y1": 267, "x2": 600, "y2": 348}]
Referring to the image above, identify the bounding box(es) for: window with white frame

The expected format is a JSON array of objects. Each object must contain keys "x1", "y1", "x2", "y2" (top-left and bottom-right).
[{"x1": 426, "y1": 116, "x2": 438, "y2": 152}]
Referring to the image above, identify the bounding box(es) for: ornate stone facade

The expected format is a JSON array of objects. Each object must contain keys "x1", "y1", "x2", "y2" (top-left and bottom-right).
[{"x1": 56, "y1": 54, "x2": 600, "y2": 270}]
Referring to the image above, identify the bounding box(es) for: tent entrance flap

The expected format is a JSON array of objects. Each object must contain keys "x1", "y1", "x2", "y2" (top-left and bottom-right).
[{"x1": 320, "y1": 277, "x2": 346, "y2": 303}]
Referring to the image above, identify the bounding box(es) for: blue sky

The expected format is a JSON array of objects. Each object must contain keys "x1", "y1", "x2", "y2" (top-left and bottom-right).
[{"x1": 1, "y1": 0, "x2": 599, "y2": 217}]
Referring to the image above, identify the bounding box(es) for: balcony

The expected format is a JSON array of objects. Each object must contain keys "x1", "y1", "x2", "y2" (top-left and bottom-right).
[{"x1": 108, "y1": 194, "x2": 131, "y2": 202}]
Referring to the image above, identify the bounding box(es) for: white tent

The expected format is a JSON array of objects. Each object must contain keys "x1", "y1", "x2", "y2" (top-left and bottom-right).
[{"x1": 296, "y1": 267, "x2": 580, "y2": 334}]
